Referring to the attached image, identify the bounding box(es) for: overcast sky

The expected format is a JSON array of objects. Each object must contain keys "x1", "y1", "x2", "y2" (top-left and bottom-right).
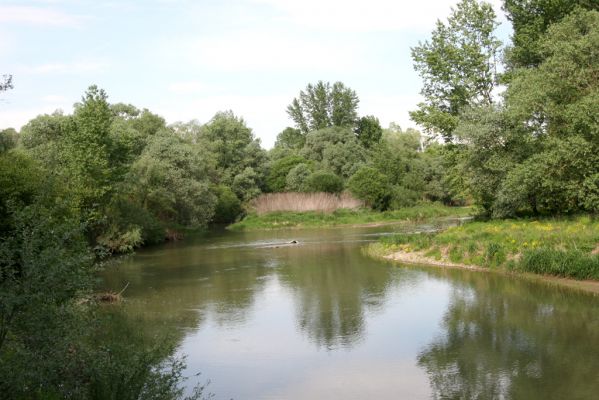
[{"x1": 0, "y1": 0, "x2": 509, "y2": 148}]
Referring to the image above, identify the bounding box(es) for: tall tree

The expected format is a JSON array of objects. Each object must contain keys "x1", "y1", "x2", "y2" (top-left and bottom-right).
[
  {"x1": 410, "y1": 0, "x2": 501, "y2": 141},
  {"x1": 287, "y1": 81, "x2": 359, "y2": 134},
  {"x1": 503, "y1": 0, "x2": 599, "y2": 69}
]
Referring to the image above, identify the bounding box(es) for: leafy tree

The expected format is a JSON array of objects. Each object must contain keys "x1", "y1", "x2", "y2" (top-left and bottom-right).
[
  {"x1": 266, "y1": 155, "x2": 308, "y2": 192},
  {"x1": 304, "y1": 170, "x2": 344, "y2": 193},
  {"x1": 503, "y1": 0, "x2": 599, "y2": 69},
  {"x1": 347, "y1": 166, "x2": 392, "y2": 210},
  {"x1": 301, "y1": 126, "x2": 367, "y2": 179},
  {"x1": 0, "y1": 128, "x2": 18, "y2": 152},
  {"x1": 274, "y1": 127, "x2": 305, "y2": 150},
  {"x1": 411, "y1": 0, "x2": 501, "y2": 141},
  {"x1": 232, "y1": 167, "x2": 262, "y2": 201},
  {"x1": 287, "y1": 81, "x2": 359, "y2": 134},
  {"x1": 213, "y1": 185, "x2": 243, "y2": 223},
  {"x1": 355, "y1": 115, "x2": 383, "y2": 148},
  {"x1": 127, "y1": 132, "x2": 217, "y2": 228},
  {"x1": 285, "y1": 163, "x2": 312, "y2": 192}
]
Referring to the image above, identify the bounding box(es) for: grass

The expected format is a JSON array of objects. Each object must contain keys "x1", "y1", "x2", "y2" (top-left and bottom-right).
[
  {"x1": 374, "y1": 216, "x2": 599, "y2": 281},
  {"x1": 228, "y1": 203, "x2": 472, "y2": 231},
  {"x1": 251, "y1": 192, "x2": 363, "y2": 214}
]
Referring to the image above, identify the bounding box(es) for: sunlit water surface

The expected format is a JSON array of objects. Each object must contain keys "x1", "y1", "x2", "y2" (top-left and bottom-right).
[{"x1": 102, "y1": 220, "x2": 599, "y2": 400}]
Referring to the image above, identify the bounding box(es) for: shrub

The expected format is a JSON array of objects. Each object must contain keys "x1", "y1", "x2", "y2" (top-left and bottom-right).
[
  {"x1": 285, "y1": 163, "x2": 312, "y2": 192},
  {"x1": 347, "y1": 166, "x2": 391, "y2": 210},
  {"x1": 389, "y1": 185, "x2": 420, "y2": 209},
  {"x1": 305, "y1": 170, "x2": 344, "y2": 193},
  {"x1": 266, "y1": 155, "x2": 307, "y2": 192},
  {"x1": 213, "y1": 185, "x2": 242, "y2": 223}
]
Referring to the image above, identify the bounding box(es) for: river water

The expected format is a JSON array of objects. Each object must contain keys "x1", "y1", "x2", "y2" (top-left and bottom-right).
[{"x1": 102, "y1": 220, "x2": 599, "y2": 399}]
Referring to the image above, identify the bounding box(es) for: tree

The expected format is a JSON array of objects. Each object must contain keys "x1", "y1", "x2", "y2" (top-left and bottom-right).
[
  {"x1": 411, "y1": 0, "x2": 501, "y2": 141},
  {"x1": 287, "y1": 81, "x2": 359, "y2": 134},
  {"x1": 304, "y1": 171, "x2": 344, "y2": 193},
  {"x1": 301, "y1": 126, "x2": 367, "y2": 179},
  {"x1": 347, "y1": 166, "x2": 392, "y2": 210},
  {"x1": 355, "y1": 115, "x2": 383, "y2": 148},
  {"x1": 0, "y1": 74, "x2": 13, "y2": 92},
  {"x1": 266, "y1": 155, "x2": 308, "y2": 192},
  {"x1": 285, "y1": 163, "x2": 312, "y2": 192},
  {"x1": 274, "y1": 127, "x2": 305, "y2": 150},
  {"x1": 503, "y1": 0, "x2": 599, "y2": 69}
]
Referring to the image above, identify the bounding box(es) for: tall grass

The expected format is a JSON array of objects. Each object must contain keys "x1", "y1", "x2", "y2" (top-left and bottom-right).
[
  {"x1": 251, "y1": 192, "x2": 363, "y2": 215},
  {"x1": 376, "y1": 216, "x2": 599, "y2": 280}
]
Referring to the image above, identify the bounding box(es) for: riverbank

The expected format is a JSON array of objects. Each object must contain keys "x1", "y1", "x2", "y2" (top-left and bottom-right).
[
  {"x1": 227, "y1": 204, "x2": 472, "y2": 231},
  {"x1": 366, "y1": 216, "x2": 599, "y2": 293}
]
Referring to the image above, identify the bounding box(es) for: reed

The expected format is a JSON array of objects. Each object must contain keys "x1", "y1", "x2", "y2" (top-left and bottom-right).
[{"x1": 251, "y1": 192, "x2": 364, "y2": 215}]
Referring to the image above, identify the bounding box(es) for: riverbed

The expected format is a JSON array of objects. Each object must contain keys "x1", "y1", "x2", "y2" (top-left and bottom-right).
[{"x1": 101, "y1": 219, "x2": 599, "y2": 399}]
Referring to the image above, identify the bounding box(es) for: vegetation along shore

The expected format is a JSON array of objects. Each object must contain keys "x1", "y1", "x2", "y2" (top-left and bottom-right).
[{"x1": 366, "y1": 216, "x2": 599, "y2": 293}]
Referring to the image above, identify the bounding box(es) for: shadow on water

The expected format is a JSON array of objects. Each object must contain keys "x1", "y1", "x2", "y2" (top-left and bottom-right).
[{"x1": 100, "y1": 218, "x2": 599, "y2": 399}]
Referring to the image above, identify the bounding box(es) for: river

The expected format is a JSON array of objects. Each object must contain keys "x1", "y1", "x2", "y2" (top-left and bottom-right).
[{"x1": 101, "y1": 219, "x2": 599, "y2": 399}]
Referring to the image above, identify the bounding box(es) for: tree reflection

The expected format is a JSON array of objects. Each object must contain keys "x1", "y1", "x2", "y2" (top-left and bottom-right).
[
  {"x1": 276, "y1": 242, "x2": 393, "y2": 349},
  {"x1": 418, "y1": 269, "x2": 599, "y2": 399}
]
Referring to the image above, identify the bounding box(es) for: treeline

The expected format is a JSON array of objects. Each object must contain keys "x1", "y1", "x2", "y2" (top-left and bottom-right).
[{"x1": 411, "y1": 0, "x2": 599, "y2": 218}]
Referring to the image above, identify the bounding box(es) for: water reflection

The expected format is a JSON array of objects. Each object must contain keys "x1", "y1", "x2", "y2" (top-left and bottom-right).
[
  {"x1": 417, "y1": 268, "x2": 599, "y2": 399},
  {"x1": 100, "y1": 222, "x2": 599, "y2": 399}
]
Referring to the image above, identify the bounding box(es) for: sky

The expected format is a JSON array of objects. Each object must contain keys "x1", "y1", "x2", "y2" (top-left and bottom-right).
[{"x1": 0, "y1": 0, "x2": 510, "y2": 148}]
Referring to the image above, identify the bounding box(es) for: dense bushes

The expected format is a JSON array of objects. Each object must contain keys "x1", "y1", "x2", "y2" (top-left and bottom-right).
[{"x1": 305, "y1": 170, "x2": 344, "y2": 193}]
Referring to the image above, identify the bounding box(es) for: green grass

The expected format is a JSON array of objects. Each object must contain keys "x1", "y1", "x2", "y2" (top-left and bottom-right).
[
  {"x1": 376, "y1": 216, "x2": 599, "y2": 280},
  {"x1": 228, "y1": 203, "x2": 472, "y2": 231}
]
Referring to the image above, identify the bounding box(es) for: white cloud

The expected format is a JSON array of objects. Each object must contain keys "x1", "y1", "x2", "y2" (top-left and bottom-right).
[
  {"x1": 0, "y1": 104, "x2": 72, "y2": 131},
  {"x1": 0, "y1": 6, "x2": 85, "y2": 27},
  {"x1": 178, "y1": 32, "x2": 362, "y2": 71},
  {"x1": 41, "y1": 94, "x2": 68, "y2": 103},
  {"x1": 167, "y1": 81, "x2": 207, "y2": 94},
  {"x1": 251, "y1": 0, "x2": 506, "y2": 32},
  {"x1": 24, "y1": 61, "x2": 108, "y2": 74}
]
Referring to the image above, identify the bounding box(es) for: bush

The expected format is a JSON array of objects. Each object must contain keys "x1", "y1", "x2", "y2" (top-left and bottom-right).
[
  {"x1": 347, "y1": 166, "x2": 391, "y2": 210},
  {"x1": 266, "y1": 155, "x2": 307, "y2": 192},
  {"x1": 389, "y1": 185, "x2": 420, "y2": 209},
  {"x1": 213, "y1": 185, "x2": 242, "y2": 223},
  {"x1": 285, "y1": 163, "x2": 312, "y2": 192},
  {"x1": 305, "y1": 170, "x2": 344, "y2": 193}
]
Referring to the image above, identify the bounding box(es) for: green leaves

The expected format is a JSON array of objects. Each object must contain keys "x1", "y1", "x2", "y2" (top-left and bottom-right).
[
  {"x1": 287, "y1": 81, "x2": 359, "y2": 134},
  {"x1": 411, "y1": 0, "x2": 501, "y2": 141}
]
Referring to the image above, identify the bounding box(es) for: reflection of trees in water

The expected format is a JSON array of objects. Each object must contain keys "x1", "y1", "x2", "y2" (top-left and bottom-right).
[
  {"x1": 418, "y1": 269, "x2": 599, "y2": 399},
  {"x1": 101, "y1": 246, "x2": 273, "y2": 339},
  {"x1": 275, "y1": 242, "x2": 394, "y2": 349}
]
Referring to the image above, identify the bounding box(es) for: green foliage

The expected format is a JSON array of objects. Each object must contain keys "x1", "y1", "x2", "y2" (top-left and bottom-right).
[
  {"x1": 503, "y1": 0, "x2": 599, "y2": 69},
  {"x1": 347, "y1": 166, "x2": 392, "y2": 210},
  {"x1": 127, "y1": 133, "x2": 217, "y2": 228},
  {"x1": 0, "y1": 74, "x2": 13, "y2": 92},
  {"x1": 355, "y1": 115, "x2": 383, "y2": 148},
  {"x1": 287, "y1": 81, "x2": 359, "y2": 134},
  {"x1": 304, "y1": 170, "x2": 344, "y2": 193},
  {"x1": 230, "y1": 204, "x2": 472, "y2": 231},
  {"x1": 377, "y1": 217, "x2": 599, "y2": 279},
  {"x1": 213, "y1": 185, "x2": 243, "y2": 223},
  {"x1": 274, "y1": 127, "x2": 305, "y2": 150},
  {"x1": 301, "y1": 126, "x2": 367, "y2": 179},
  {"x1": 198, "y1": 111, "x2": 267, "y2": 185},
  {"x1": 266, "y1": 155, "x2": 307, "y2": 192},
  {"x1": 232, "y1": 167, "x2": 262, "y2": 202},
  {"x1": 411, "y1": 0, "x2": 501, "y2": 140},
  {"x1": 285, "y1": 163, "x2": 312, "y2": 192},
  {"x1": 0, "y1": 128, "x2": 18, "y2": 152}
]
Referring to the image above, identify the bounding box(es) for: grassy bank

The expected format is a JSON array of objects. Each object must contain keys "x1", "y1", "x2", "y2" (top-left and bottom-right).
[
  {"x1": 369, "y1": 216, "x2": 599, "y2": 281},
  {"x1": 228, "y1": 203, "x2": 472, "y2": 231}
]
